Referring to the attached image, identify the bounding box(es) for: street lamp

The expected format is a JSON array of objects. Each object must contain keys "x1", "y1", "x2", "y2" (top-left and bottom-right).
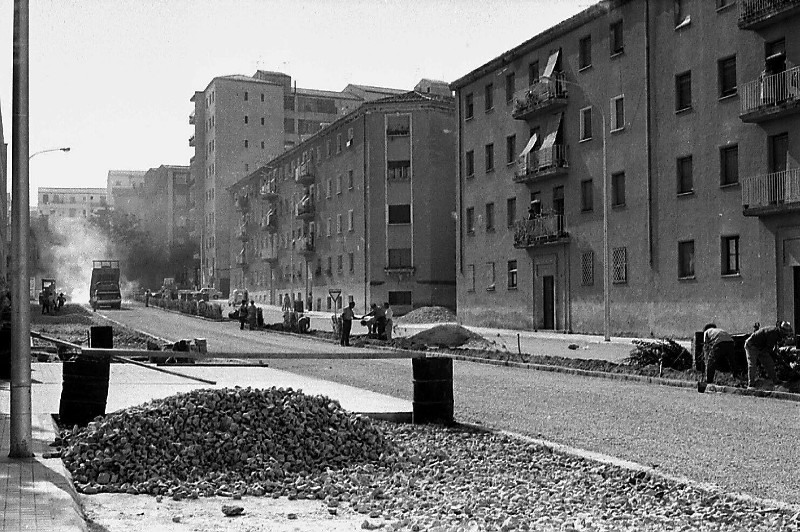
[
  {"x1": 541, "y1": 75, "x2": 610, "y2": 341},
  {"x1": 29, "y1": 146, "x2": 70, "y2": 160}
]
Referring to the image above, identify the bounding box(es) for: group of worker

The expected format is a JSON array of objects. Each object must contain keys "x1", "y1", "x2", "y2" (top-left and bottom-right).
[
  {"x1": 339, "y1": 301, "x2": 393, "y2": 347},
  {"x1": 702, "y1": 321, "x2": 795, "y2": 389},
  {"x1": 39, "y1": 290, "x2": 66, "y2": 314},
  {"x1": 238, "y1": 299, "x2": 260, "y2": 330}
]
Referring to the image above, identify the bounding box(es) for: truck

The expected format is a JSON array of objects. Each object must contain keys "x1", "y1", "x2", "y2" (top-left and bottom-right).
[{"x1": 89, "y1": 260, "x2": 122, "y2": 311}]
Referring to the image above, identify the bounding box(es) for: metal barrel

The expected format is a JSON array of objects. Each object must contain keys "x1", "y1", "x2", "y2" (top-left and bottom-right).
[{"x1": 59, "y1": 326, "x2": 112, "y2": 426}]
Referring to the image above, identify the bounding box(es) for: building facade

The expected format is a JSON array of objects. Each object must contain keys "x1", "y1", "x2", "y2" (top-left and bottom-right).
[
  {"x1": 140, "y1": 165, "x2": 192, "y2": 252},
  {"x1": 107, "y1": 170, "x2": 146, "y2": 207},
  {"x1": 0, "y1": 104, "x2": 7, "y2": 285},
  {"x1": 228, "y1": 84, "x2": 457, "y2": 315},
  {"x1": 189, "y1": 70, "x2": 405, "y2": 295},
  {"x1": 451, "y1": 0, "x2": 800, "y2": 338},
  {"x1": 37, "y1": 187, "x2": 108, "y2": 220}
]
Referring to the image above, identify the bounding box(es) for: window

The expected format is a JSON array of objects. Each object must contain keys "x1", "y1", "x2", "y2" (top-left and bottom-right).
[
  {"x1": 244, "y1": 115, "x2": 249, "y2": 124},
  {"x1": 485, "y1": 203, "x2": 495, "y2": 231},
  {"x1": 388, "y1": 248, "x2": 412, "y2": 268},
  {"x1": 336, "y1": 134, "x2": 342, "y2": 153},
  {"x1": 327, "y1": 256, "x2": 332, "y2": 274},
  {"x1": 677, "y1": 155, "x2": 693, "y2": 194},
  {"x1": 610, "y1": 20, "x2": 624, "y2": 55},
  {"x1": 612, "y1": 172, "x2": 626, "y2": 207},
  {"x1": 261, "y1": 93, "x2": 264, "y2": 102},
  {"x1": 611, "y1": 96, "x2": 625, "y2": 130},
  {"x1": 466, "y1": 150, "x2": 475, "y2": 177},
  {"x1": 467, "y1": 264, "x2": 475, "y2": 291},
  {"x1": 466, "y1": 207, "x2": 475, "y2": 234},
  {"x1": 348, "y1": 170, "x2": 354, "y2": 189},
  {"x1": 348, "y1": 209, "x2": 354, "y2": 231},
  {"x1": 581, "y1": 251, "x2": 594, "y2": 286},
  {"x1": 720, "y1": 145, "x2": 739, "y2": 186},
  {"x1": 336, "y1": 214, "x2": 342, "y2": 234},
  {"x1": 388, "y1": 204, "x2": 411, "y2": 224},
  {"x1": 465, "y1": 93, "x2": 474, "y2": 119},
  {"x1": 718, "y1": 56, "x2": 737, "y2": 98},
  {"x1": 326, "y1": 179, "x2": 332, "y2": 198},
  {"x1": 580, "y1": 106, "x2": 592, "y2": 141},
  {"x1": 678, "y1": 240, "x2": 695, "y2": 278},
  {"x1": 581, "y1": 179, "x2": 594, "y2": 212},
  {"x1": 346, "y1": 127, "x2": 354, "y2": 147},
  {"x1": 676, "y1": 71, "x2": 692, "y2": 111},
  {"x1": 387, "y1": 160, "x2": 411, "y2": 180},
  {"x1": 507, "y1": 260, "x2": 518, "y2": 289},
  {"x1": 528, "y1": 61, "x2": 539, "y2": 86},
  {"x1": 336, "y1": 174, "x2": 342, "y2": 194},
  {"x1": 245, "y1": 163, "x2": 249, "y2": 172},
  {"x1": 485, "y1": 83, "x2": 494, "y2": 111},
  {"x1": 485, "y1": 143, "x2": 494, "y2": 172},
  {"x1": 261, "y1": 117, "x2": 265, "y2": 126},
  {"x1": 722, "y1": 236, "x2": 740, "y2": 275},
  {"x1": 506, "y1": 197, "x2": 517, "y2": 227},
  {"x1": 326, "y1": 140, "x2": 331, "y2": 157},
  {"x1": 486, "y1": 262, "x2": 496, "y2": 290},
  {"x1": 349, "y1": 252, "x2": 355, "y2": 273},
  {"x1": 612, "y1": 247, "x2": 627, "y2": 284},
  {"x1": 389, "y1": 291, "x2": 412, "y2": 306},
  {"x1": 505, "y1": 72, "x2": 516, "y2": 103},
  {"x1": 579, "y1": 35, "x2": 592, "y2": 69},
  {"x1": 326, "y1": 217, "x2": 331, "y2": 237},
  {"x1": 506, "y1": 135, "x2": 516, "y2": 165},
  {"x1": 244, "y1": 91, "x2": 248, "y2": 101},
  {"x1": 260, "y1": 141, "x2": 265, "y2": 149},
  {"x1": 244, "y1": 139, "x2": 249, "y2": 148},
  {"x1": 42, "y1": 194, "x2": 49, "y2": 204},
  {"x1": 337, "y1": 255, "x2": 343, "y2": 273}
]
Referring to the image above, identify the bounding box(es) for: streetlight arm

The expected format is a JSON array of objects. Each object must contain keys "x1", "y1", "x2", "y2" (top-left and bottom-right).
[{"x1": 29, "y1": 147, "x2": 70, "y2": 160}]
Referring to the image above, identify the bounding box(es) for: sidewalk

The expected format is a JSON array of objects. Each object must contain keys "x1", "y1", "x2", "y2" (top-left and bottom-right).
[{"x1": 0, "y1": 362, "x2": 412, "y2": 531}]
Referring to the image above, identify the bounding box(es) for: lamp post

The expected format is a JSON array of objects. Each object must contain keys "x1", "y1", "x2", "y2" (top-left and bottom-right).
[
  {"x1": 541, "y1": 75, "x2": 610, "y2": 341},
  {"x1": 29, "y1": 146, "x2": 70, "y2": 160}
]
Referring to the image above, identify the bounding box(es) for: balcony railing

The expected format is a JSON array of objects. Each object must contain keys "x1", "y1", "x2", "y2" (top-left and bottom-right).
[
  {"x1": 738, "y1": 0, "x2": 800, "y2": 29},
  {"x1": 511, "y1": 74, "x2": 568, "y2": 121},
  {"x1": 295, "y1": 160, "x2": 315, "y2": 185},
  {"x1": 387, "y1": 127, "x2": 410, "y2": 137},
  {"x1": 514, "y1": 145, "x2": 569, "y2": 183},
  {"x1": 236, "y1": 225, "x2": 248, "y2": 241},
  {"x1": 739, "y1": 66, "x2": 800, "y2": 122},
  {"x1": 260, "y1": 213, "x2": 277, "y2": 232},
  {"x1": 742, "y1": 168, "x2": 800, "y2": 215},
  {"x1": 297, "y1": 236, "x2": 315, "y2": 255},
  {"x1": 513, "y1": 213, "x2": 568, "y2": 248},
  {"x1": 188, "y1": 135, "x2": 196, "y2": 147},
  {"x1": 296, "y1": 199, "x2": 314, "y2": 219},
  {"x1": 189, "y1": 112, "x2": 195, "y2": 125},
  {"x1": 259, "y1": 179, "x2": 278, "y2": 199}
]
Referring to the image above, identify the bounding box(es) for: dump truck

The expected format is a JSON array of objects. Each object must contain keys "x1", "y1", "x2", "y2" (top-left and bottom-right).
[{"x1": 90, "y1": 260, "x2": 122, "y2": 311}]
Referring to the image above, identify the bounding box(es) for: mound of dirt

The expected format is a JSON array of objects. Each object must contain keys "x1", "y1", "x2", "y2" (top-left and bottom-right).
[
  {"x1": 409, "y1": 324, "x2": 484, "y2": 348},
  {"x1": 395, "y1": 306, "x2": 456, "y2": 325}
]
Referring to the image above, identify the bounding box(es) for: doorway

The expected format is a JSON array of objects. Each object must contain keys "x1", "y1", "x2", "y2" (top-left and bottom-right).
[{"x1": 542, "y1": 275, "x2": 555, "y2": 330}]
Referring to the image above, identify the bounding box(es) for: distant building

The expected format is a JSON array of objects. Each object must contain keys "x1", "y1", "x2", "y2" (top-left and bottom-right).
[
  {"x1": 450, "y1": 0, "x2": 800, "y2": 337},
  {"x1": 107, "y1": 170, "x2": 146, "y2": 208},
  {"x1": 37, "y1": 187, "x2": 108, "y2": 221},
  {"x1": 140, "y1": 165, "x2": 192, "y2": 252},
  {"x1": 189, "y1": 70, "x2": 405, "y2": 296},
  {"x1": 229, "y1": 88, "x2": 457, "y2": 314}
]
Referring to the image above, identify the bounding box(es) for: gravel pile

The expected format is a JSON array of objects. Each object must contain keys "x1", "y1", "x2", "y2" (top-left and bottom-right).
[
  {"x1": 59, "y1": 387, "x2": 388, "y2": 497},
  {"x1": 408, "y1": 324, "x2": 485, "y2": 349},
  {"x1": 395, "y1": 306, "x2": 456, "y2": 324}
]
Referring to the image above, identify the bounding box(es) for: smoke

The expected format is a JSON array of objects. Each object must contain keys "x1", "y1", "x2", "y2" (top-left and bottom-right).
[{"x1": 43, "y1": 217, "x2": 113, "y2": 303}]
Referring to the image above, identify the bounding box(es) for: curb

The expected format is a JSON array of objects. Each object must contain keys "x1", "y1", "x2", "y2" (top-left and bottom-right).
[{"x1": 41, "y1": 414, "x2": 90, "y2": 531}]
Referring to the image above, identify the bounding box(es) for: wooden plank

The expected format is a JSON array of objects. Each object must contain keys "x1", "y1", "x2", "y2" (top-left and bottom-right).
[{"x1": 79, "y1": 348, "x2": 426, "y2": 360}]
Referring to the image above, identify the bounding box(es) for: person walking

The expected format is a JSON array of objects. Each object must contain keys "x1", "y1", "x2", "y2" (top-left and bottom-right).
[
  {"x1": 283, "y1": 293, "x2": 291, "y2": 312},
  {"x1": 701, "y1": 323, "x2": 734, "y2": 385},
  {"x1": 383, "y1": 302, "x2": 393, "y2": 341},
  {"x1": 340, "y1": 301, "x2": 356, "y2": 346},
  {"x1": 238, "y1": 300, "x2": 248, "y2": 331},
  {"x1": 145, "y1": 289, "x2": 151, "y2": 307},
  {"x1": 744, "y1": 321, "x2": 793, "y2": 388},
  {"x1": 247, "y1": 300, "x2": 258, "y2": 330}
]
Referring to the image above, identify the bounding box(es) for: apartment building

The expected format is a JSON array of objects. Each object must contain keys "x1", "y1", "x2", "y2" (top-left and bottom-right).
[
  {"x1": 37, "y1": 187, "x2": 108, "y2": 221},
  {"x1": 189, "y1": 70, "x2": 405, "y2": 296},
  {"x1": 139, "y1": 165, "x2": 192, "y2": 252},
  {"x1": 451, "y1": 0, "x2": 800, "y2": 338},
  {"x1": 0, "y1": 106, "x2": 6, "y2": 284},
  {"x1": 107, "y1": 170, "x2": 146, "y2": 208},
  {"x1": 228, "y1": 81, "x2": 456, "y2": 314}
]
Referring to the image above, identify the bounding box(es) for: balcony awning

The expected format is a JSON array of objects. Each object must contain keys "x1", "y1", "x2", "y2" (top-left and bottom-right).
[
  {"x1": 519, "y1": 133, "x2": 539, "y2": 159},
  {"x1": 538, "y1": 113, "x2": 563, "y2": 168},
  {"x1": 543, "y1": 49, "x2": 561, "y2": 79}
]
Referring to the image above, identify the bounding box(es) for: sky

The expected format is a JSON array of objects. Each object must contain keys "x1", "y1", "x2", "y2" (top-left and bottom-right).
[{"x1": 0, "y1": 0, "x2": 590, "y2": 205}]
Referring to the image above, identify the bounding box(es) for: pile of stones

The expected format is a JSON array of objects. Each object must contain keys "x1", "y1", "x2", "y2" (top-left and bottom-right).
[{"x1": 59, "y1": 387, "x2": 389, "y2": 497}]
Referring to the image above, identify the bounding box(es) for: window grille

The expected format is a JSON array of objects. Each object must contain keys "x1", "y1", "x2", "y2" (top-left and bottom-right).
[
  {"x1": 581, "y1": 251, "x2": 594, "y2": 286},
  {"x1": 612, "y1": 247, "x2": 627, "y2": 284}
]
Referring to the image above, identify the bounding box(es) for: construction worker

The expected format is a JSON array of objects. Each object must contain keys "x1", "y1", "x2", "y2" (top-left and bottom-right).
[
  {"x1": 384, "y1": 302, "x2": 393, "y2": 341},
  {"x1": 238, "y1": 300, "x2": 248, "y2": 331},
  {"x1": 247, "y1": 300, "x2": 258, "y2": 330},
  {"x1": 702, "y1": 323, "x2": 734, "y2": 385},
  {"x1": 340, "y1": 301, "x2": 356, "y2": 346},
  {"x1": 744, "y1": 321, "x2": 794, "y2": 388}
]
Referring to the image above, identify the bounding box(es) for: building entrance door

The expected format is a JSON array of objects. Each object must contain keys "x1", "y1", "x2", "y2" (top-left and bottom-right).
[{"x1": 542, "y1": 275, "x2": 555, "y2": 330}]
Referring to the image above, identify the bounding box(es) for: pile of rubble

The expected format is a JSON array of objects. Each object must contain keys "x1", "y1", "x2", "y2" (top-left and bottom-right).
[
  {"x1": 59, "y1": 387, "x2": 389, "y2": 497},
  {"x1": 394, "y1": 306, "x2": 456, "y2": 325}
]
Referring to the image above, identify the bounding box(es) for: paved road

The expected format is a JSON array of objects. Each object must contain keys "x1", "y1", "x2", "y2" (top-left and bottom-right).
[{"x1": 101, "y1": 303, "x2": 800, "y2": 506}]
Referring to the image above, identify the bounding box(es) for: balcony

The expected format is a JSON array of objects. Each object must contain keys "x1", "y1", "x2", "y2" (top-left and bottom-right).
[
  {"x1": 297, "y1": 235, "x2": 315, "y2": 256},
  {"x1": 235, "y1": 195, "x2": 250, "y2": 213},
  {"x1": 513, "y1": 214, "x2": 569, "y2": 248},
  {"x1": 386, "y1": 127, "x2": 410, "y2": 137},
  {"x1": 189, "y1": 112, "x2": 195, "y2": 125},
  {"x1": 236, "y1": 225, "x2": 248, "y2": 241},
  {"x1": 259, "y1": 179, "x2": 279, "y2": 200},
  {"x1": 511, "y1": 74, "x2": 568, "y2": 121},
  {"x1": 261, "y1": 248, "x2": 279, "y2": 263},
  {"x1": 189, "y1": 135, "x2": 196, "y2": 147},
  {"x1": 738, "y1": 0, "x2": 800, "y2": 29},
  {"x1": 384, "y1": 265, "x2": 416, "y2": 275},
  {"x1": 739, "y1": 66, "x2": 800, "y2": 123},
  {"x1": 260, "y1": 213, "x2": 278, "y2": 233},
  {"x1": 295, "y1": 160, "x2": 315, "y2": 186},
  {"x1": 514, "y1": 145, "x2": 569, "y2": 184},
  {"x1": 296, "y1": 199, "x2": 314, "y2": 220},
  {"x1": 742, "y1": 168, "x2": 800, "y2": 216}
]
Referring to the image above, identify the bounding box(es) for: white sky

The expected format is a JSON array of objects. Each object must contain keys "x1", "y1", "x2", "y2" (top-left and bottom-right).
[{"x1": 0, "y1": 0, "x2": 590, "y2": 202}]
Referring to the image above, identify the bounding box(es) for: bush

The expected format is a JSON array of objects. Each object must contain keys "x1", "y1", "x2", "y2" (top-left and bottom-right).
[{"x1": 624, "y1": 338, "x2": 693, "y2": 371}]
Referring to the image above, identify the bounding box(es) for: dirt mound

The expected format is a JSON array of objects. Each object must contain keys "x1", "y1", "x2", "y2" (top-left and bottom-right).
[
  {"x1": 395, "y1": 306, "x2": 456, "y2": 325},
  {"x1": 409, "y1": 324, "x2": 484, "y2": 348}
]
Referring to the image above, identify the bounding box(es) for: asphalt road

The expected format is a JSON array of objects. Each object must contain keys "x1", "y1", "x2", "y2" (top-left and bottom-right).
[{"x1": 100, "y1": 303, "x2": 800, "y2": 506}]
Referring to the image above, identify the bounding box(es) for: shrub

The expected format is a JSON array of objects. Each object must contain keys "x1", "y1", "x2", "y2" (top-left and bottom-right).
[{"x1": 624, "y1": 338, "x2": 692, "y2": 371}]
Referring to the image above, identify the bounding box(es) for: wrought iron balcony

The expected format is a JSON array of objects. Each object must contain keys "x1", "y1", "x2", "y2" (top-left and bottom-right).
[
  {"x1": 236, "y1": 225, "x2": 248, "y2": 241},
  {"x1": 742, "y1": 168, "x2": 800, "y2": 216},
  {"x1": 189, "y1": 135, "x2": 196, "y2": 147},
  {"x1": 295, "y1": 160, "x2": 315, "y2": 185},
  {"x1": 511, "y1": 74, "x2": 568, "y2": 121},
  {"x1": 513, "y1": 145, "x2": 569, "y2": 184},
  {"x1": 738, "y1": 0, "x2": 800, "y2": 29},
  {"x1": 259, "y1": 179, "x2": 279, "y2": 200},
  {"x1": 297, "y1": 236, "x2": 315, "y2": 256},
  {"x1": 739, "y1": 66, "x2": 800, "y2": 123},
  {"x1": 296, "y1": 199, "x2": 314, "y2": 220},
  {"x1": 513, "y1": 213, "x2": 569, "y2": 248},
  {"x1": 260, "y1": 213, "x2": 277, "y2": 233}
]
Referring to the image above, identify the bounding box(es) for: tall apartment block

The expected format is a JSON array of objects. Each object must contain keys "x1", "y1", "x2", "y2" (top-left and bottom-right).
[
  {"x1": 228, "y1": 81, "x2": 456, "y2": 314},
  {"x1": 140, "y1": 165, "x2": 192, "y2": 252},
  {"x1": 189, "y1": 70, "x2": 404, "y2": 296},
  {"x1": 451, "y1": 0, "x2": 800, "y2": 338}
]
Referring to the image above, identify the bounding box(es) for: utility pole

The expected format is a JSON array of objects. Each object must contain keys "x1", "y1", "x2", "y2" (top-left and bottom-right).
[{"x1": 10, "y1": 0, "x2": 32, "y2": 458}]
